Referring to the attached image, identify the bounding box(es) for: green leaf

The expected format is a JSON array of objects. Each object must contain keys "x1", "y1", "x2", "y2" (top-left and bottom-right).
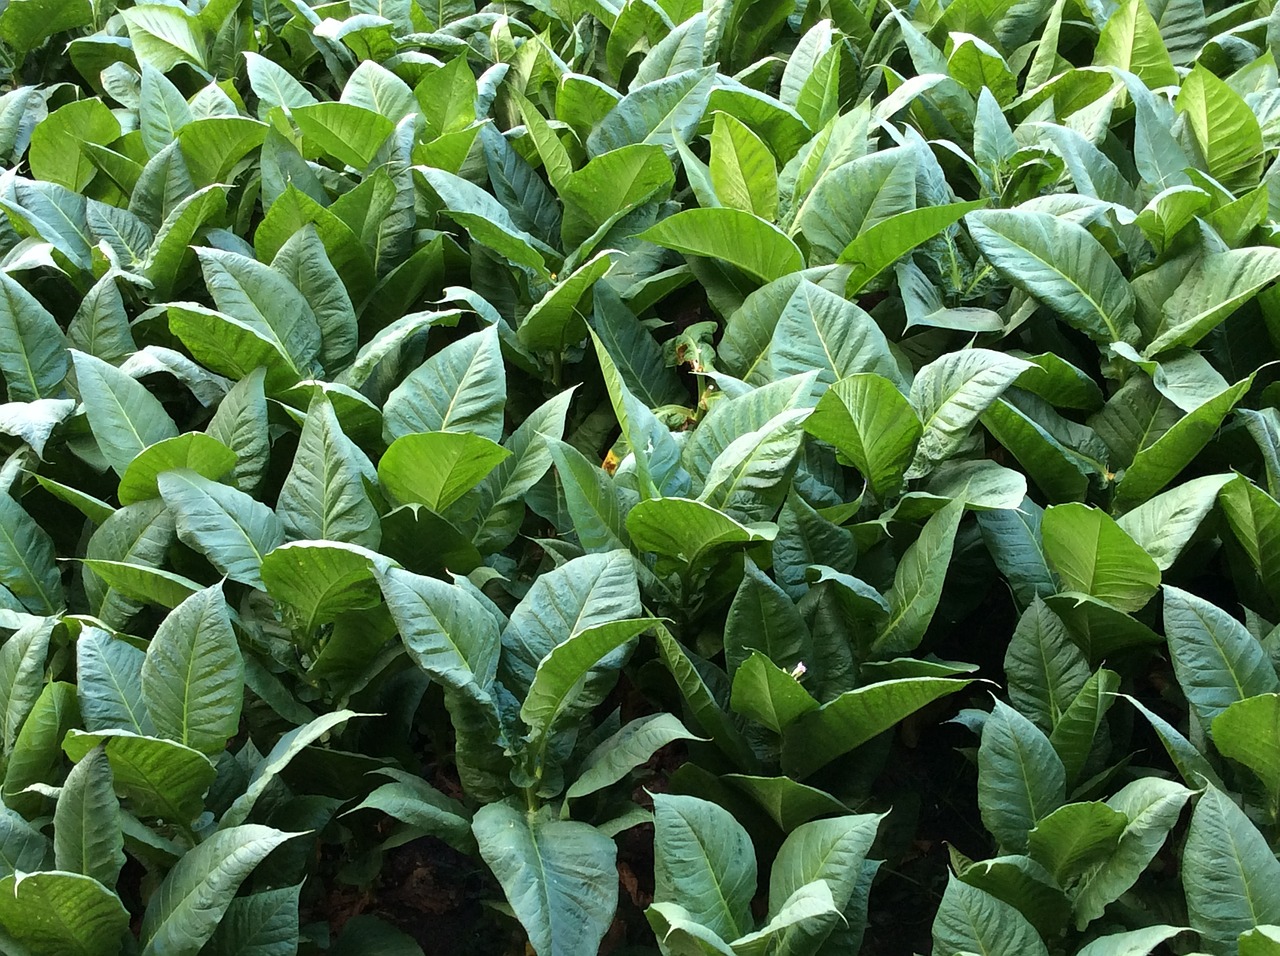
[
  {"x1": 1176, "y1": 66, "x2": 1264, "y2": 191},
  {"x1": 381, "y1": 432, "x2": 510, "y2": 515},
  {"x1": 725, "y1": 557, "x2": 810, "y2": 678},
  {"x1": 1004, "y1": 597, "x2": 1090, "y2": 732},
  {"x1": 277, "y1": 397, "x2": 379, "y2": 548},
  {"x1": 1165, "y1": 584, "x2": 1280, "y2": 729},
  {"x1": 140, "y1": 825, "x2": 298, "y2": 956},
  {"x1": 53, "y1": 745, "x2": 124, "y2": 888},
  {"x1": 218, "y1": 709, "x2": 362, "y2": 831},
  {"x1": 140, "y1": 585, "x2": 243, "y2": 757},
  {"x1": 1093, "y1": 0, "x2": 1178, "y2": 86},
  {"x1": 518, "y1": 252, "x2": 617, "y2": 353},
  {"x1": 842, "y1": 201, "x2": 986, "y2": 295},
  {"x1": 1027, "y1": 801, "x2": 1126, "y2": 884},
  {"x1": 1147, "y1": 248, "x2": 1280, "y2": 354},
  {"x1": 908, "y1": 349, "x2": 1032, "y2": 478},
  {"x1": 652, "y1": 793, "x2": 755, "y2": 941},
  {"x1": 804, "y1": 373, "x2": 919, "y2": 499},
  {"x1": 1213, "y1": 694, "x2": 1280, "y2": 813},
  {"x1": 978, "y1": 699, "x2": 1066, "y2": 853},
  {"x1": 472, "y1": 804, "x2": 618, "y2": 956},
  {"x1": 710, "y1": 111, "x2": 778, "y2": 220},
  {"x1": 207, "y1": 367, "x2": 269, "y2": 493},
  {"x1": 0, "y1": 0, "x2": 92, "y2": 54},
  {"x1": 587, "y1": 67, "x2": 715, "y2": 155},
  {"x1": 1184, "y1": 787, "x2": 1280, "y2": 951},
  {"x1": 271, "y1": 225, "x2": 359, "y2": 371},
  {"x1": 0, "y1": 274, "x2": 68, "y2": 402},
  {"x1": 874, "y1": 499, "x2": 964, "y2": 655},
  {"x1": 767, "y1": 281, "x2": 903, "y2": 388},
  {"x1": 261, "y1": 541, "x2": 390, "y2": 634},
  {"x1": 626, "y1": 496, "x2": 775, "y2": 568},
  {"x1": 3, "y1": 681, "x2": 77, "y2": 815},
  {"x1": 932, "y1": 875, "x2": 1050, "y2": 956},
  {"x1": 698, "y1": 408, "x2": 809, "y2": 523},
  {"x1": 730, "y1": 650, "x2": 820, "y2": 733},
  {"x1": 293, "y1": 102, "x2": 394, "y2": 170},
  {"x1": 640, "y1": 208, "x2": 805, "y2": 284},
  {"x1": 72, "y1": 350, "x2": 178, "y2": 476},
  {"x1": 1114, "y1": 377, "x2": 1252, "y2": 510},
  {"x1": 63, "y1": 728, "x2": 215, "y2": 824},
  {"x1": 0, "y1": 492, "x2": 61, "y2": 615},
  {"x1": 118, "y1": 434, "x2": 237, "y2": 505},
  {"x1": 206, "y1": 884, "x2": 302, "y2": 956},
  {"x1": 346, "y1": 765, "x2": 470, "y2": 846},
  {"x1": 76, "y1": 627, "x2": 152, "y2": 735},
  {"x1": 0, "y1": 618, "x2": 52, "y2": 752},
  {"x1": 567, "y1": 713, "x2": 700, "y2": 801},
  {"x1": 966, "y1": 209, "x2": 1138, "y2": 345},
  {"x1": 383, "y1": 326, "x2": 506, "y2": 443},
  {"x1": 1042, "y1": 503, "x2": 1160, "y2": 612},
  {"x1": 1116, "y1": 473, "x2": 1233, "y2": 571},
  {"x1": 378, "y1": 566, "x2": 500, "y2": 698},
  {"x1": 0, "y1": 871, "x2": 128, "y2": 956},
  {"x1": 1074, "y1": 776, "x2": 1193, "y2": 926},
  {"x1": 157, "y1": 470, "x2": 285, "y2": 589},
  {"x1": 547, "y1": 440, "x2": 631, "y2": 554},
  {"x1": 1049, "y1": 667, "x2": 1120, "y2": 785},
  {"x1": 782, "y1": 676, "x2": 972, "y2": 778}
]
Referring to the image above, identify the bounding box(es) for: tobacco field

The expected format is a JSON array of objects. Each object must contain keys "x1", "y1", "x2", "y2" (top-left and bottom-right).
[{"x1": 2, "y1": 0, "x2": 1280, "y2": 952}]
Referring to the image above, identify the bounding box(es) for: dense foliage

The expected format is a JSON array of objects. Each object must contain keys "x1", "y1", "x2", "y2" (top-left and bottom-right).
[{"x1": 2, "y1": 0, "x2": 1280, "y2": 952}]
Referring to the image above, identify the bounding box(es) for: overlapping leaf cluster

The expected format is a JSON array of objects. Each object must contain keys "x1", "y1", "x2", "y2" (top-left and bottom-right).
[{"x1": 1, "y1": 0, "x2": 1280, "y2": 952}]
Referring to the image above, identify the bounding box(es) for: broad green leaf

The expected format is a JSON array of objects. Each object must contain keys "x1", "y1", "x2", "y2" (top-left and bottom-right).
[
  {"x1": 140, "y1": 825, "x2": 298, "y2": 956},
  {"x1": 782, "y1": 676, "x2": 972, "y2": 777},
  {"x1": 140, "y1": 585, "x2": 243, "y2": 757},
  {"x1": 0, "y1": 618, "x2": 52, "y2": 752},
  {"x1": 966, "y1": 209, "x2": 1137, "y2": 344},
  {"x1": 378, "y1": 567, "x2": 500, "y2": 697},
  {"x1": 473, "y1": 804, "x2": 618, "y2": 956},
  {"x1": 383, "y1": 326, "x2": 506, "y2": 443},
  {"x1": 874, "y1": 500, "x2": 964, "y2": 655},
  {"x1": 157, "y1": 470, "x2": 285, "y2": 589},
  {"x1": 0, "y1": 274, "x2": 68, "y2": 402},
  {"x1": 567, "y1": 713, "x2": 700, "y2": 800},
  {"x1": 1028, "y1": 801, "x2": 1126, "y2": 884},
  {"x1": 1116, "y1": 473, "x2": 1233, "y2": 571},
  {"x1": 0, "y1": 871, "x2": 128, "y2": 956},
  {"x1": 53, "y1": 745, "x2": 124, "y2": 887},
  {"x1": 547, "y1": 440, "x2": 631, "y2": 554},
  {"x1": 1050, "y1": 666, "x2": 1120, "y2": 785},
  {"x1": 261, "y1": 541, "x2": 389, "y2": 635},
  {"x1": 642, "y1": 208, "x2": 804, "y2": 284},
  {"x1": 293, "y1": 102, "x2": 394, "y2": 170},
  {"x1": 1004, "y1": 597, "x2": 1090, "y2": 732},
  {"x1": 1093, "y1": 0, "x2": 1178, "y2": 86},
  {"x1": 730, "y1": 649, "x2": 819, "y2": 733},
  {"x1": 3, "y1": 680, "x2": 77, "y2": 815},
  {"x1": 698, "y1": 408, "x2": 809, "y2": 523},
  {"x1": 804, "y1": 373, "x2": 919, "y2": 500},
  {"x1": 206, "y1": 884, "x2": 302, "y2": 956},
  {"x1": 277, "y1": 397, "x2": 379, "y2": 548},
  {"x1": 978, "y1": 699, "x2": 1066, "y2": 853},
  {"x1": 0, "y1": 493, "x2": 61, "y2": 615},
  {"x1": 1042, "y1": 503, "x2": 1160, "y2": 612},
  {"x1": 76, "y1": 627, "x2": 152, "y2": 735},
  {"x1": 652, "y1": 793, "x2": 755, "y2": 942},
  {"x1": 207, "y1": 367, "x2": 269, "y2": 493},
  {"x1": 767, "y1": 281, "x2": 903, "y2": 387},
  {"x1": 932, "y1": 875, "x2": 1050, "y2": 956},
  {"x1": 1184, "y1": 787, "x2": 1280, "y2": 950},
  {"x1": 1147, "y1": 248, "x2": 1280, "y2": 355},
  {"x1": 71, "y1": 350, "x2": 178, "y2": 476},
  {"x1": 1164, "y1": 584, "x2": 1280, "y2": 728},
  {"x1": 218, "y1": 709, "x2": 363, "y2": 830},
  {"x1": 724, "y1": 557, "x2": 810, "y2": 678},
  {"x1": 587, "y1": 67, "x2": 715, "y2": 155},
  {"x1": 626, "y1": 497, "x2": 774, "y2": 567},
  {"x1": 1075, "y1": 776, "x2": 1193, "y2": 926},
  {"x1": 117, "y1": 434, "x2": 237, "y2": 505},
  {"x1": 1176, "y1": 66, "x2": 1264, "y2": 191},
  {"x1": 64, "y1": 728, "x2": 215, "y2": 823},
  {"x1": 1213, "y1": 695, "x2": 1280, "y2": 813},
  {"x1": 710, "y1": 111, "x2": 778, "y2": 220},
  {"x1": 908, "y1": 349, "x2": 1032, "y2": 478},
  {"x1": 1114, "y1": 377, "x2": 1251, "y2": 510},
  {"x1": 842, "y1": 201, "x2": 986, "y2": 295},
  {"x1": 732, "y1": 881, "x2": 840, "y2": 956},
  {"x1": 522, "y1": 618, "x2": 652, "y2": 749},
  {"x1": 0, "y1": 0, "x2": 92, "y2": 54}
]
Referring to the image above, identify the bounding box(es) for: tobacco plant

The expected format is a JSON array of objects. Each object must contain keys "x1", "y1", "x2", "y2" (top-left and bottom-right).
[{"x1": 1, "y1": 0, "x2": 1280, "y2": 952}]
